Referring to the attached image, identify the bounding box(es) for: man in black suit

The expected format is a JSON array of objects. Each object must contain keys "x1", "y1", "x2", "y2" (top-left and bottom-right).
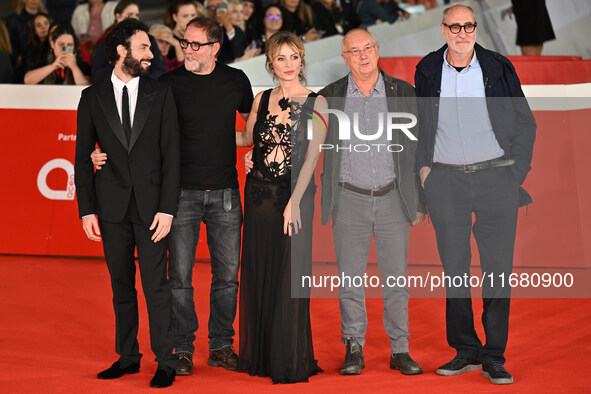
[{"x1": 74, "y1": 18, "x2": 180, "y2": 389}]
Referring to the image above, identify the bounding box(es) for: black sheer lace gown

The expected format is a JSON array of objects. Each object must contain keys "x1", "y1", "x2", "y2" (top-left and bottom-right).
[{"x1": 237, "y1": 89, "x2": 323, "y2": 383}]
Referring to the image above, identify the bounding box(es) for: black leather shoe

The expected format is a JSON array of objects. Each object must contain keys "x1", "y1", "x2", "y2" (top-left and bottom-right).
[
  {"x1": 339, "y1": 338, "x2": 365, "y2": 375},
  {"x1": 175, "y1": 352, "x2": 193, "y2": 375},
  {"x1": 390, "y1": 352, "x2": 423, "y2": 375},
  {"x1": 97, "y1": 361, "x2": 140, "y2": 379},
  {"x1": 150, "y1": 368, "x2": 176, "y2": 388},
  {"x1": 482, "y1": 362, "x2": 513, "y2": 385},
  {"x1": 436, "y1": 355, "x2": 482, "y2": 376}
]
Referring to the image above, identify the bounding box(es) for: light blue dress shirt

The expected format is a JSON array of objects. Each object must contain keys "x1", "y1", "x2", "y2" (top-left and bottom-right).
[{"x1": 434, "y1": 49, "x2": 504, "y2": 165}]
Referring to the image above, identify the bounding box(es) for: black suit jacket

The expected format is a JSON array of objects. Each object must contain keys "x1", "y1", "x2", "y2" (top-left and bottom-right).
[{"x1": 75, "y1": 76, "x2": 180, "y2": 224}]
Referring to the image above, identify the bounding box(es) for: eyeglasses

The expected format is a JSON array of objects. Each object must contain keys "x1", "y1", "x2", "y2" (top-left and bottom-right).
[
  {"x1": 343, "y1": 44, "x2": 376, "y2": 57},
  {"x1": 179, "y1": 39, "x2": 216, "y2": 51},
  {"x1": 265, "y1": 14, "x2": 281, "y2": 19},
  {"x1": 442, "y1": 22, "x2": 477, "y2": 34}
]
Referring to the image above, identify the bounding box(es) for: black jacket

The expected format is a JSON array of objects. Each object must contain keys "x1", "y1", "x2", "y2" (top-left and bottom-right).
[
  {"x1": 414, "y1": 43, "x2": 536, "y2": 206},
  {"x1": 218, "y1": 25, "x2": 246, "y2": 64},
  {"x1": 75, "y1": 76, "x2": 180, "y2": 223}
]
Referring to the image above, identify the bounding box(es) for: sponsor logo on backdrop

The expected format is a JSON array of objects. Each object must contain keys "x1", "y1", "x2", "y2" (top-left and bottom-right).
[
  {"x1": 37, "y1": 159, "x2": 75, "y2": 200},
  {"x1": 57, "y1": 133, "x2": 76, "y2": 141}
]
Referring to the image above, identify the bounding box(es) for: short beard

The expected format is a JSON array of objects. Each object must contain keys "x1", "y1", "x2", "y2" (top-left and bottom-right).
[
  {"x1": 184, "y1": 47, "x2": 214, "y2": 74},
  {"x1": 122, "y1": 49, "x2": 149, "y2": 77}
]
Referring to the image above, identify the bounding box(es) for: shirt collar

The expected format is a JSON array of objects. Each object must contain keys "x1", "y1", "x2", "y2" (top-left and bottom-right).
[
  {"x1": 111, "y1": 71, "x2": 140, "y2": 94},
  {"x1": 347, "y1": 72, "x2": 385, "y2": 95},
  {"x1": 443, "y1": 48, "x2": 480, "y2": 72}
]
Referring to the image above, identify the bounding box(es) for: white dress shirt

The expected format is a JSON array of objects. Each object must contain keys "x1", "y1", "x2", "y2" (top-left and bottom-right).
[
  {"x1": 98, "y1": 72, "x2": 173, "y2": 219},
  {"x1": 111, "y1": 71, "x2": 140, "y2": 126}
]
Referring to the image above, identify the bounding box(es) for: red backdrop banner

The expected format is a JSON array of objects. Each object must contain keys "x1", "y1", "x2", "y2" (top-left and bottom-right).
[{"x1": 1, "y1": 56, "x2": 590, "y2": 268}]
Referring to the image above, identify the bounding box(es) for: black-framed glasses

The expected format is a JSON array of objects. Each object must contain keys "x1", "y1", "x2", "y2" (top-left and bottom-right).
[
  {"x1": 343, "y1": 44, "x2": 377, "y2": 57},
  {"x1": 443, "y1": 22, "x2": 477, "y2": 34},
  {"x1": 265, "y1": 14, "x2": 281, "y2": 19},
  {"x1": 179, "y1": 39, "x2": 216, "y2": 51}
]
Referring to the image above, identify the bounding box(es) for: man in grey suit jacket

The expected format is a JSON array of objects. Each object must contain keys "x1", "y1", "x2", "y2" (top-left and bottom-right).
[{"x1": 318, "y1": 29, "x2": 425, "y2": 376}]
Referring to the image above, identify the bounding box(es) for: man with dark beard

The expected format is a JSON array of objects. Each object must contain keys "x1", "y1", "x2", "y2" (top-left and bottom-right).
[{"x1": 74, "y1": 18, "x2": 180, "y2": 388}]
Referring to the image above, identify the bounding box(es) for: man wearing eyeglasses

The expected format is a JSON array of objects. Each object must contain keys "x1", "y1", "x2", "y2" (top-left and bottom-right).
[
  {"x1": 318, "y1": 28, "x2": 426, "y2": 376},
  {"x1": 415, "y1": 4, "x2": 536, "y2": 385},
  {"x1": 158, "y1": 16, "x2": 253, "y2": 376}
]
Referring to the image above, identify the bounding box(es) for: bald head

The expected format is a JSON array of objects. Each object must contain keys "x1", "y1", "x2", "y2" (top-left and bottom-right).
[
  {"x1": 341, "y1": 28, "x2": 380, "y2": 83},
  {"x1": 342, "y1": 28, "x2": 376, "y2": 53},
  {"x1": 442, "y1": 4, "x2": 474, "y2": 24}
]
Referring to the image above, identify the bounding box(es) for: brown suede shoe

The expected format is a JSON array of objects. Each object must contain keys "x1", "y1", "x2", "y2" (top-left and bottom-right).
[{"x1": 207, "y1": 346, "x2": 238, "y2": 370}]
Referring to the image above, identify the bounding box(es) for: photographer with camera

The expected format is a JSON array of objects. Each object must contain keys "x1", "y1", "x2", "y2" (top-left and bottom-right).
[{"x1": 24, "y1": 22, "x2": 90, "y2": 85}]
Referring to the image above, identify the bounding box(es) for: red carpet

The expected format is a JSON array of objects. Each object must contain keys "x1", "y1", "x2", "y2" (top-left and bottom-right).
[{"x1": 0, "y1": 255, "x2": 589, "y2": 393}]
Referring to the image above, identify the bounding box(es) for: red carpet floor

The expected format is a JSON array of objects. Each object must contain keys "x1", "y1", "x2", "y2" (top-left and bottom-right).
[{"x1": 0, "y1": 255, "x2": 589, "y2": 393}]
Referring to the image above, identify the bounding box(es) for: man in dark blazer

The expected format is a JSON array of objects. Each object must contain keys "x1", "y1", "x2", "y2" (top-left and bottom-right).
[
  {"x1": 74, "y1": 19, "x2": 180, "y2": 388},
  {"x1": 318, "y1": 29, "x2": 425, "y2": 376},
  {"x1": 414, "y1": 5, "x2": 535, "y2": 385}
]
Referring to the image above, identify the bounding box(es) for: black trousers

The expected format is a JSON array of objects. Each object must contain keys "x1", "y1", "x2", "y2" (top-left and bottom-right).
[
  {"x1": 424, "y1": 166, "x2": 519, "y2": 365},
  {"x1": 98, "y1": 192, "x2": 177, "y2": 370}
]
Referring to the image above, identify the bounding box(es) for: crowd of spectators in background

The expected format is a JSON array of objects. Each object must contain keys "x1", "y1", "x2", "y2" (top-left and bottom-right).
[
  {"x1": 1, "y1": 0, "x2": 448, "y2": 85},
  {"x1": 14, "y1": 0, "x2": 529, "y2": 87}
]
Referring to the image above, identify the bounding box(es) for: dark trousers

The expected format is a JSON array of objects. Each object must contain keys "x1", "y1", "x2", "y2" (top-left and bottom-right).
[
  {"x1": 424, "y1": 166, "x2": 519, "y2": 365},
  {"x1": 98, "y1": 192, "x2": 177, "y2": 370}
]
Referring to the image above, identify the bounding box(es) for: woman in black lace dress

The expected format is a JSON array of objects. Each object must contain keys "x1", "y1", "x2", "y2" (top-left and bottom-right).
[{"x1": 236, "y1": 31, "x2": 327, "y2": 383}]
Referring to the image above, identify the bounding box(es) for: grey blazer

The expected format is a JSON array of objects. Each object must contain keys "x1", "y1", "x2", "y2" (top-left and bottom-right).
[{"x1": 318, "y1": 70, "x2": 425, "y2": 225}]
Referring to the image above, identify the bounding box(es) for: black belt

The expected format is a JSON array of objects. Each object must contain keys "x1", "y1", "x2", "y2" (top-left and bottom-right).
[
  {"x1": 432, "y1": 158, "x2": 514, "y2": 173},
  {"x1": 339, "y1": 182, "x2": 395, "y2": 197}
]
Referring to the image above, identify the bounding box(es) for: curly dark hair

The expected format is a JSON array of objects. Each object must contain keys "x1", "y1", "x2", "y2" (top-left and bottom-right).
[{"x1": 104, "y1": 18, "x2": 149, "y2": 65}]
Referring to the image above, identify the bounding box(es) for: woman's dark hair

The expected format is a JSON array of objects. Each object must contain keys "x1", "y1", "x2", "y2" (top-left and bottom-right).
[
  {"x1": 165, "y1": 0, "x2": 199, "y2": 29},
  {"x1": 261, "y1": 4, "x2": 284, "y2": 33},
  {"x1": 114, "y1": 0, "x2": 139, "y2": 17},
  {"x1": 243, "y1": 0, "x2": 263, "y2": 42},
  {"x1": 104, "y1": 18, "x2": 149, "y2": 64},
  {"x1": 278, "y1": 0, "x2": 315, "y2": 27},
  {"x1": 28, "y1": 13, "x2": 53, "y2": 49},
  {"x1": 50, "y1": 23, "x2": 80, "y2": 55}
]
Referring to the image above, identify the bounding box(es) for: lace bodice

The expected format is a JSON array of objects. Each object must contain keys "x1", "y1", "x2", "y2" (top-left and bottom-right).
[{"x1": 251, "y1": 89, "x2": 317, "y2": 183}]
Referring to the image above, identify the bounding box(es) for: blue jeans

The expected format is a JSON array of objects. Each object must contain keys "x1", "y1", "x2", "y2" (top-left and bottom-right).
[{"x1": 168, "y1": 188, "x2": 242, "y2": 353}]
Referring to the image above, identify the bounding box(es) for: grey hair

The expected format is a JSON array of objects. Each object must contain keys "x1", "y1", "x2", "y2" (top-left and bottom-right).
[{"x1": 442, "y1": 4, "x2": 475, "y2": 24}]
